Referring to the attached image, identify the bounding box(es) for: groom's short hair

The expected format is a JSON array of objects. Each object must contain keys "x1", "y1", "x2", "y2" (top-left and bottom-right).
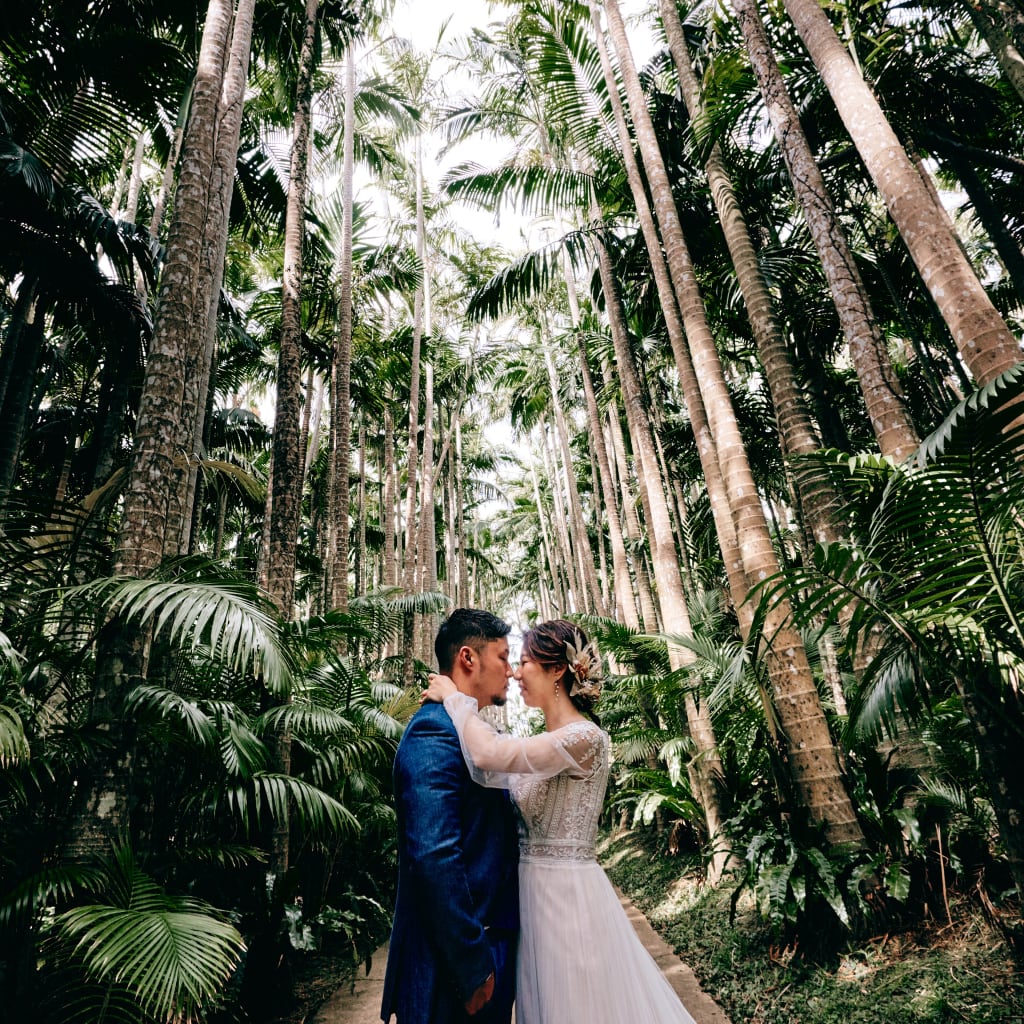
[{"x1": 435, "y1": 608, "x2": 511, "y2": 673}]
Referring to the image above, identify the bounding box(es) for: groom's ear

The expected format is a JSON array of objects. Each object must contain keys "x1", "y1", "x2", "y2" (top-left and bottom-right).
[{"x1": 458, "y1": 645, "x2": 475, "y2": 670}]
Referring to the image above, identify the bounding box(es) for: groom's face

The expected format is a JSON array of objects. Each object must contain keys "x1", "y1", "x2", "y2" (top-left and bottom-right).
[{"x1": 471, "y1": 636, "x2": 513, "y2": 707}]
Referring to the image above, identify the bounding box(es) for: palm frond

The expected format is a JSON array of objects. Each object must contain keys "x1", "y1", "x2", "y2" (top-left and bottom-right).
[{"x1": 62, "y1": 572, "x2": 293, "y2": 696}]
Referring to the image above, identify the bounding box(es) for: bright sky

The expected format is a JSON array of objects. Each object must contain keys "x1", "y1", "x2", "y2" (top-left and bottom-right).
[{"x1": 384, "y1": 0, "x2": 659, "y2": 252}]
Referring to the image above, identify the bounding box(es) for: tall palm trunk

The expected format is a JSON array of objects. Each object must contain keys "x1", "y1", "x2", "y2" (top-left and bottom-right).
[
  {"x1": 417, "y1": 361, "x2": 438, "y2": 655},
  {"x1": 401, "y1": 140, "x2": 426, "y2": 682},
  {"x1": 541, "y1": 421, "x2": 582, "y2": 610},
  {"x1": 68, "y1": 0, "x2": 251, "y2": 862},
  {"x1": 263, "y1": 0, "x2": 320, "y2": 882},
  {"x1": 782, "y1": 0, "x2": 1021, "y2": 385},
  {"x1": 602, "y1": 0, "x2": 865, "y2": 849},
  {"x1": 578, "y1": 334, "x2": 639, "y2": 629},
  {"x1": 355, "y1": 423, "x2": 367, "y2": 598},
  {"x1": 660, "y1": 0, "x2": 893, "y2": 544},
  {"x1": 173, "y1": 0, "x2": 258, "y2": 558},
  {"x1": 383, "y1": 403, "x2": 398, "y2": 588},
  {"x1": 329, "y1": 43, "x2": 356, "y2": 614},
  {"x1": 543, "y1": 345, "x2": 605, "y2": 615},
  {"x1": 455, "y1": 416, "x2": 469, "y2": 603},
  {"x1": 589, "y1": 18, "x2": 750, "y2": 627},
  {"x1": 606, "y1": 394, "x2": 660, "y2": 632},
  {"x1": 149, "y1": 82, "x2": 193, "y2": 240},
  {"x1": 729, "y1": 0, "x2": 919, "y2": 461},
  {"x1": 968, "y1": 0, "x2": 1024, "y2": 105},
  {"x1": 0, "y1": 290, "x2": 44, "y2": 506},
  {"x1": 529, "y1": 461, "x2": 562, "y2": 612},
  {"x1": 596, "y1": 224, "x2": 731, "y2": 876}
]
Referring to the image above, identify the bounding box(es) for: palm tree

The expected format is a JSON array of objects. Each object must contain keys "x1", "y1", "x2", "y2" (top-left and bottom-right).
[
  {"x1": 600, "y1": 0, "x2": 865, "y2": 850},
  {"x1": 781, "y1": 0, "x2": 1022, "y2": 386},
  {"x1": 724, "y1": 0, "x2": 920, "y2": 462}
]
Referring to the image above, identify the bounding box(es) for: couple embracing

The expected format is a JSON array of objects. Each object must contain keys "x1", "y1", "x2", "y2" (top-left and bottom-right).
[{"x1": 381, "y1": 609, "x2": 697, "y2": 1024}]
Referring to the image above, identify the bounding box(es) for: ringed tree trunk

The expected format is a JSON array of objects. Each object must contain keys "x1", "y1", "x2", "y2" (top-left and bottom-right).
[
  {"x1": 587, "y1": 21, "x2": 752, "y2": 628},
  {"x1": 577, "y1": 332, "x2": 639, "y2": 630},
  {"x1": 729, "y1": 0, "x2": 919, "y2": 462},
  {"x1": 601, "y1": 0, "x2": 866, "y2": 850},
  {"x1": 541, "y1": 421, "x2": 582, "y2": 611},
  {"x1": 593, "y1": 211, "x2": 732, "y2": 878},
  {"x1": 543, "y1": 343, "x2": 605, "y2": 615},
  {"x1": 172, "y1": 0, "x2": 258, "y2": 558},
  {"x1": 401, "y1": 138, "x2": 426, "y2": 684},
  {"x1": 416, "y1": 361, "x2": 438, "y2": 658},
  {"x1": 383, "y1": 402, "x2": 398, "y2": 589},
  {"x1": 329, "y1": 42, "x2": 356, "y2": 615},
  {"x1": 968, "y1": 0, "x2": 1024, "y2": 106},
  {"x1": 782, "y1": 0, "x2": 1022, "y2": 386},
  {"x1": 605, "y1": 392, "x2": 660, "y2": 632},
  {"x1": 264, "y1": 0, "x2": 321, "y2": 880},
  {"x1": 68, "y1": 0, "x2": 254, "y2": 862}
]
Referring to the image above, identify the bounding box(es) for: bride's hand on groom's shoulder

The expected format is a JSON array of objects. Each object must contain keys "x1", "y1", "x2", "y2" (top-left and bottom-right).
[{"x1": 420, "y1": 672, "x2": 457, "y2": 704}]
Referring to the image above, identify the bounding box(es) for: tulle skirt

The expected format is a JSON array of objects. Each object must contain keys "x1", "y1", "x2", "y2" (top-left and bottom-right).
[{"x1": 515, "y1": 856, "x2": 697, "y2": 1024}]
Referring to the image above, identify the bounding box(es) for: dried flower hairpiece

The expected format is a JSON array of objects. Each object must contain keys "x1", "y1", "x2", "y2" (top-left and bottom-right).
[{"x1": 564, "y1": 632, "x2": 603, "y2": 700}]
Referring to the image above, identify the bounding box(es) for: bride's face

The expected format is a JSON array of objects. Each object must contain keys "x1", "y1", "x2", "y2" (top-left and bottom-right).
[{"x1": 514, "y1": 653, "x2": 561, "y2": 709}]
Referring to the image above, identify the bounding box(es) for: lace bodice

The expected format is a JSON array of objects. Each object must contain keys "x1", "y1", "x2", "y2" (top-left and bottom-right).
[
  {"x1": 442, "y1": 694, "x2": 611, "y2": 862},
  {"x1": 511, "y1": 723, "x2": 609, "y2": 861}
]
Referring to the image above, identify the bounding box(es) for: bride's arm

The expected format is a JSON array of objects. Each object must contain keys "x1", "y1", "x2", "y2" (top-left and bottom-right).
[{"x1": 438, "y1": 689, "x2": 600, "y2": 789}]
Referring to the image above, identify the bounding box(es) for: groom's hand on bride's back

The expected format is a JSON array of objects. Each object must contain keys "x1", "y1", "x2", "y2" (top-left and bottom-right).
[{"x1": 464, "y1": 971, "x2": 495, "y2": 1015}]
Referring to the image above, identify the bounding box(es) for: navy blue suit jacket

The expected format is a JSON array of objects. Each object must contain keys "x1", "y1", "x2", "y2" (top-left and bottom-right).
[{"x1": 381, "y1": 701, "x2": 519, "y2": 1024}]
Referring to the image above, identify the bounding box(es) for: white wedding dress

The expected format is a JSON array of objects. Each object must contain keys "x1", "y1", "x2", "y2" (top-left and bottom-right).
[{"x1": 443, "y1": 694, "x2": 698, "y2": 1024}]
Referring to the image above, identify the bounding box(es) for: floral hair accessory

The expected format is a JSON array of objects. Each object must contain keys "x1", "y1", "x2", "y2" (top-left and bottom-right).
[{"x1": 564, "y1": 632, "x2": 603, "y2": 700}]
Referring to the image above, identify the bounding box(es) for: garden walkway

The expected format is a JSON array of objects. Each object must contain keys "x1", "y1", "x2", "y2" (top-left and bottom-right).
[{"x1": 312, "y1": 888, "x2": 732, "y2": 1024}]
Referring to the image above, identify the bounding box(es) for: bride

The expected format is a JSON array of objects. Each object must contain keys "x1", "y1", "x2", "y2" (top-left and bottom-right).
[{"x1": 422, "y1": 618, "x2": 697, "y2": 1024}]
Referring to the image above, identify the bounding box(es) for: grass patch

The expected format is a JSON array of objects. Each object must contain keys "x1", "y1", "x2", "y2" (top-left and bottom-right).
[{"x1": 600, "y1": 830, "x2": 1023, "y2": 1024}]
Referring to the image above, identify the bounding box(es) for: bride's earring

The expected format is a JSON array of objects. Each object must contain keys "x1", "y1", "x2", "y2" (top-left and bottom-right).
[{"x1": 553, "y1": 679, "x2": 561, "y2": 703}]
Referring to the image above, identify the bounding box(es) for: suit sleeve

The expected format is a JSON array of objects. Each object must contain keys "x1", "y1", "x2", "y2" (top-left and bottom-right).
[{"x1": 395, "y1": 710, "x2": 496, "y2": 1002}]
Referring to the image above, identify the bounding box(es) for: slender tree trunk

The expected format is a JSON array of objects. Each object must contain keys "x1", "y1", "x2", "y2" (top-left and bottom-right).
[
  {"x1": 401, "y1": 141, "x2": 426, "y2": 683},
  {"x1": 261, "y1": 0, "x2": 319, "y2": 891},
  {"x1": 330, "y1": 43, "x2": 356, "y2": 614},
  {"x1": 267, "y1": 0, "x2": 318, "y2": 620},
  {"x1": 0, "y1": 291, "x2": 44, "y2": 505},
  {"x1": 356, "y1": 423, "x2": 367, "y2": 598},
  {"x1": 383, "y1": 403, "x2": 398, "y2": 588},
  {"x1": 417, "y1": 362, "x2": 438, "y2": 653},
  {"x1": 606, "y1": 396, "x2": 659, "y2": 632},
  {"x1": 124, "y1": 131, "x2": 147, "y2": 224},
  {"x1": 543, "y1": 344, "x2": 604, "y2": 615},
  {"x1": 172, "y1": 0, "x2": 258, "y2": 558},
  {"x1": 578, "y1": 333, "x2": 639, "y2": 629},
  {"x1": 660, "y1": 0, "x2": 887, "y2": 546},
  {"x1": 117, "y1": 0, "x2": 238, "y2": 575},
  {"x1": 455, "y1": 416, "x2": 469, "y2": 603},
  {"x1": 588, "y1": 28, "x2": 751, "y2": 628},
  {"x1": 530, "y1": 461, "x2": 565, "y2": 614},
  {"x1": 149, "y1": 82, "x2": 193, "y2": 240},
  {"x1": 603, "y1": 0, "x2": 865, "y2": 849},
  {"x1": 729, "y1": 0, "x2": 919, "y2": 460},
  {"x1": 968, "y1": 0, "x2": 1024, "y2": 105},
  {"x1": 541, "y1": 422, "x2": 581, "y2": 611},
  {"x1": 782, "y1": 0, "x2": 1022, "y2": 385}
]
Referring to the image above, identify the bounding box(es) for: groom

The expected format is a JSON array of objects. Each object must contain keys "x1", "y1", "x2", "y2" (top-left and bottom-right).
[{"x1": 381, "y1": 608, "x2": 519, "y2": 1024}]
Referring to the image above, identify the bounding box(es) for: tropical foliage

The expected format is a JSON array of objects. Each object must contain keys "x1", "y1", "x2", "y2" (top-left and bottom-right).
[{"x1": 2, "y1": 0, "x2": 1023, "y2": 1018}]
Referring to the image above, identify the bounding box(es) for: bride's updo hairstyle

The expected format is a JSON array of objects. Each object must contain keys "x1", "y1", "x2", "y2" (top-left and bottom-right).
[{"x1": 521, "y1": 619, "x2": 603, "y2": 722}]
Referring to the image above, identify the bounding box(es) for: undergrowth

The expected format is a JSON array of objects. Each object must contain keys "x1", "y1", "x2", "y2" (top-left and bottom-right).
[{"x1": 600, "y1": 829, "x2": 1023, "y2": 1024}]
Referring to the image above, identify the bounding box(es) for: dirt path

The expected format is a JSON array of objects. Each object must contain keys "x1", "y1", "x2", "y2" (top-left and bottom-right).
[{"x1": 312, "y1": 888, "x2": 731, "y2": 1024}]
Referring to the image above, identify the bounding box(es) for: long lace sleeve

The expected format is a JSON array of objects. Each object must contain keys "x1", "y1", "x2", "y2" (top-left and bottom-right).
[{"x1": 442, "y1": 692, "x2": 601, "y2": 789}]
